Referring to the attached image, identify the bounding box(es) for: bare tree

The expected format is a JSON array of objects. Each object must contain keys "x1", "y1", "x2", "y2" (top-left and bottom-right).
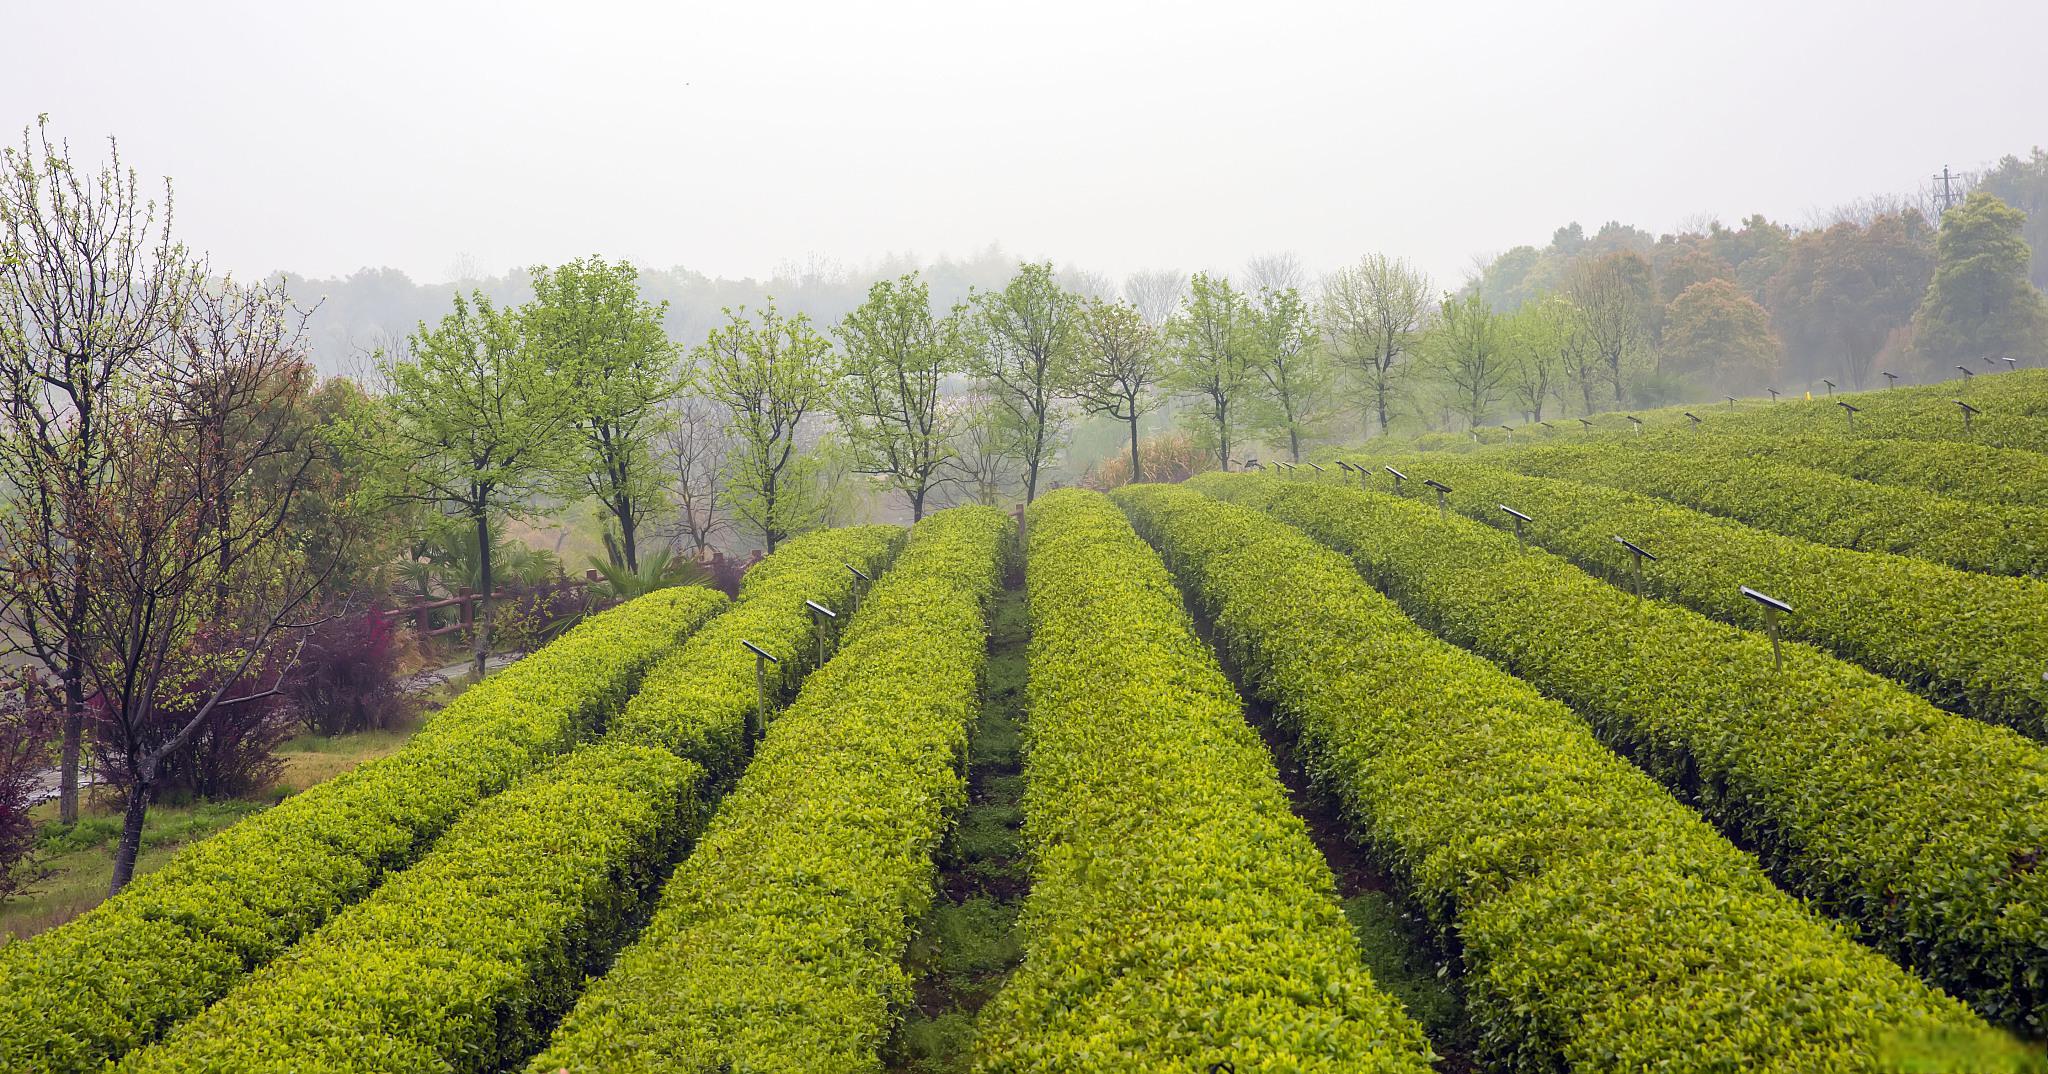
[
  {"x1": 1319, "y1": 254, "x2": 1432, "y2": 437},
  {"x1": 941, "y1": 398, "x2": 1021, "y2": 507},
  {"x1": 91, "y1": 278, "x2": 328, "y2": 892},
  {"x1": 1243, "y1": 252, "x2": 1306, "y2": 293},
  {"x1": 1124, "y1": 269, "x2": 1189, "y2": 329},
  {"x1": 659, "y1": 396, "x2": 733, "y2": 555},
  {"x1": 0, "y1": 118, "x2": 201, "y2": 824},
  {"x1": 1566, "y1": 251, "x2": 1653, "y2": 404}
]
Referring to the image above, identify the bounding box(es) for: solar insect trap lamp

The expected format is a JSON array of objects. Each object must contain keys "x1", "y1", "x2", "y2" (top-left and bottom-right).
[
  {"x1": 805, "y1": 599, "x2": 837, "y2": 667},
  {"x1": 1539, "y1": 420, "x2": 1555, "y2": 434},
  {"x1": 1958, "y1": 365, "x2": 1975, "y2": 381},
  {"x1": 1822, "y1": 379, "x2": 1836, "y2": 396},
  {"x1": 1385, "y1": 465, "x2": 1408, "y2": 493},
  {"x1": 1612, "y1": 535, "x2": 1657, "y2": 600},
  {"x1": 1305, "y1": 461, "x2": 1326, "y2": 473},
  {"x1": 1882, "y1": 371, "x2": 1898, "y2": 390},
  {"x1": 741, "y1": 640, "x2": 780, "y2": 739},
  {"x1": 1423, "y1": 478, "x2": 1453, "y2": 518},
  {"x1": 1578, "y1": 417, "x2": 1595, "y2": 435},
  {"x1": 1766, "y1": 387, "x2": 1781, "y2": 403},
  {"x1": 1740, "y1": 586, "x2": 1794, "y2": 672},
  {"x1": 1684, "y1": 412, "x2": 1701, "y2": 434},
  {"x1": 2005, "y1": 357, "x2": 2019, "y2": 372},
  {"x1": 1498, "y1": 504, "x2": 1533, "y2": 547},
  {"x1": 1627, "y1": 415, "x2": 1644, "y2": 435},
  {"x1": 1726, "y1": 395, "x2": 1737, "y2": 409},
  {"x1": 1837, "y1": 400, "x2": 1860, "y2": 429},
  {"x1": 844, "y1": 562, "x2": 871, "y2": 613},
  {"x1": 1956, "y1": 399, "x2": 1981, "y2": 434},
  {"x1": 1500, "y1": 424, "x2": 1515, "y2": 444}
]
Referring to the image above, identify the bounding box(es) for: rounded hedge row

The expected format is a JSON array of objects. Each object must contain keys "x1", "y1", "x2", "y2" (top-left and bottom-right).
[
  {"x1": 0, "y1": 585, "x2": 727, "y2": 1074},
  {"x1": 1193, "y1": 473, "x2": 2048, "y2": 1039},
  {"x1": 1499, "y1": 443, "x2": 2048, "y2": 578},
  {"x1": 973, "y1": 490, "x2": 1434, "y2": 1072},
  {"x1": 1337, "y1": 452, "x2": 2048, "y2": 739},
  {"x1": 526, "y1": 506, "x2": 1011, "y2": 1073},
  {"x1": 1623, "y1": 430, "x2": 2048, "y2": 509},
  {"x1": 117, "y1": 743, "x2": 704, "y2": 1073},
  {"x1": 607, "y1": 524, "x2": 903, "y2": 783},
  {"x1": 1122, "y1": 482, "x2": 2027, "y2": 1071}
]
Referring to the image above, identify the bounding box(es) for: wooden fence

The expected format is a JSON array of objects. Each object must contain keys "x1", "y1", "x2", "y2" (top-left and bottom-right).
[{"x1": 375, "y1": 548, "x2": 765, "y2": 642}]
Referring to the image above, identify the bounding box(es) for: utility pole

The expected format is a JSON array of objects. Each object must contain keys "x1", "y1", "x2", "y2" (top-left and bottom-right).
[{"x1": 1932, "y1": 166, "x2": 1966, "y2": 218}]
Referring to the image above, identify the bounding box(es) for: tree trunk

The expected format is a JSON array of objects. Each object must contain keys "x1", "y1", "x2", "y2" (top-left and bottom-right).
[
  {"x1": 1287, "y1": 427, "x2": 1301, "y2": 464},
  {"x1": 1216, "y1": 402, "x2": 1231, "y2": 471},
  {"x1": 473, "y1": 511, "x2": 493, "y2": 680},
  {"x1": 108, "y1": 777, "x2": 150, "y2": 894},
  {"x1": 910, "y1": 486, "x2": 926, "y2": 522},
  {"x1": 1375, "y1": 372, "x2": 1391, "y2": 437},
  {"x1": 619, "y1": 501, "x2": 639, "y2": 573},
  {"x1": 1127, "y1": 416, "x2": 1141, "y2": 485},
  {"x1": 58, "y1": 668, "x2": 83, "y2": 825}
]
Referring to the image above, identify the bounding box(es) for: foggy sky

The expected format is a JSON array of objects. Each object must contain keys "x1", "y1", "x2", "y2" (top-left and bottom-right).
[{"x1": 8, "y1": 0, "x2": 2046, "y2": 290}]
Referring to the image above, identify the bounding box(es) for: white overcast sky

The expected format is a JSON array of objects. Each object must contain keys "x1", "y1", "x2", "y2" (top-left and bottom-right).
[{"x1": 6, "y1": 0, "x2": 2045, "y2": 288}]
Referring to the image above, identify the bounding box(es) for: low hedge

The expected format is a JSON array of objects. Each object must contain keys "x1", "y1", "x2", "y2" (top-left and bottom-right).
[
  {"x1": 1117, "y1": 483, "x2": 2025, "y2": 1071},
  {"x1": 1626, "y1": 430, "x2": 2048, "y2": 509},
  {"x1": 1339, "y1": 453, "x2": 2048, "y2": 739},
  {"x1": 608, "y1": 524, "x2": 903, "y2": 783},
  {"x1": 526, "y1": 506, "x2": 1010, "y2": 1073},
  {"x1": 1192, "y1": 473, "x2": 2048, "y2": 1039},
  {"x1": 973, "y1": 490, "x2": 1433, "y2": 1072},
  {"x1": 1498, "y1": 443, "x2": 2048, "y2": 578},
  {"x1": 117, "y1": 743, "x2": 703, "y2": 1074},
  {"x1": 0, "y1": 585, "x2": 727, "y2": 1074}
]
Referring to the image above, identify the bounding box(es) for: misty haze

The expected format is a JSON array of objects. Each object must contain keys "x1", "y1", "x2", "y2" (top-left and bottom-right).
[{"x1": 3, "y1": 3, "x2": 2048, "y2": 1072}]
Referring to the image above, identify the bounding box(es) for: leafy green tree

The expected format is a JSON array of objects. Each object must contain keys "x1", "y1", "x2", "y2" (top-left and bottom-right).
[
  {"x1": 1911, "y1": 192, "x2": 2048, "y2": 369},
  {"x1": 1567, "y1": 250, "x2": 1654, "y2": 404},
  {"x1": 1072, "y1": 297, "x2": 1162, "y2": 484},
  {"x1": 1764, "y1": 211, "x2": 1933, "y2": 388},
  {"x1": 523, "y1": 256, "x2": 681, "y2": 572},
  {"x1": 1502, "y1": 297, "x2": 1577, "y2": 422},
  {"x1": 1166, "y1": 273, "x2": 1260, "y2": 469},
  {"x1": 1319, "y1": 254, "x2": 1432, "y2": 436},
  {"x1": 967, "y1": 262, "x2": 1081, "y2": 502},
  {"x1": 832, "y1": 273, "x2": 963, "y2": 521},
  {"x1": 1976, "y1": 149, "x2": 2048, "y2": 289},
  {"x1": 1248, "y1": 285, "x2": 1330, "y2": 461},
  {"x1": 357, "y1": 292, "x2": 574, "y2": 677},
  {"x1": 1662, "y1": 278, "x2": 1779, "y2": 392},
  {"x1": 693, "y1": 301, "x2": 835, "y2": 551},
  {"x1": 1425, "y1": 292, "x2": 1511, "y2": 429}
]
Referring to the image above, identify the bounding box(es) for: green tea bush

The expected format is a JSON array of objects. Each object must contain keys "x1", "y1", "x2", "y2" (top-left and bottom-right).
[
  {"x1": 118, "y1": 743, "x2": 704, "y2": 1074},
  {"x1": 1121, "y1": 483, "x2": 2028, "y2": 1071},
  {"x1": 1500, "y1": 444, "x2": 2048, "y2": 577},
  {"x1": 0, "y1": 585, "x2": 727, "y2": 1074},
  {"x1": 973, "y1": 490, "x2": 1433, "y2": 1072},
  {"x1": 527, "y1": 506, "x2": 1009, "y2": 1073},
  {"x1": 1339, "y1": 453, "x2": 2048, "y2": 738},
  {"x1": 1193, "y1": 473, "x2": 2048, "y2": 1039},
  {"x1": 607, "y1": 524, "x2": 902, "y2": 784}
]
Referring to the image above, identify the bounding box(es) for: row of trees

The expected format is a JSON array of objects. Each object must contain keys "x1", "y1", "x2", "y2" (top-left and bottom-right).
[
  {"x1": 0, "y1": 120, "x2": 350, "y2": 890},
  {"x1": 1468, "y1": 189, "x2": 2048, "y2": 406}
]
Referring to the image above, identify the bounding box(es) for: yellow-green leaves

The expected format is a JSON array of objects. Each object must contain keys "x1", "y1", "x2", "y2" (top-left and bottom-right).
[
  {"x1": 119, "y1": 744, "x2": 706, "y2": 1074},
  {"x1": 1195, "y1": 472, "x2": 2048, "y2": 1039},
  {"x1": 974, "y1": 490, "x2": 1433, "y2": 1073},
  {"x1": 0, "y1": 586, "x2": 727, "y2": 1074},
  {"x1": 529, "y1": 506, "x2": 1010, "y2": 1073},
  {"x1": 1118, "y1": 482, "x2": 2022, "y2": 1071}
]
